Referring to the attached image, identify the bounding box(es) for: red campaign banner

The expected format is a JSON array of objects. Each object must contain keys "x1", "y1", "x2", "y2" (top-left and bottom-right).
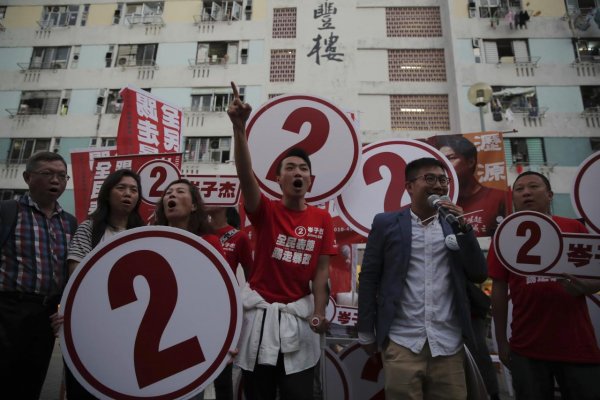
[
  {"x1": 426, "y1": 132, "x2": 510, "y2": 237},
  {"x1": 185, "y1": 175, "x2": 241, "y2": 206},
  {"x1": 117, "y1": 86, "x2": 183, "y2": 155},
  {"x1": 90, "y1": 153, "x2": 183, "y2": 223},
  {"x1": 71, "y1": 147, "x2": 118, "y2": 223}
]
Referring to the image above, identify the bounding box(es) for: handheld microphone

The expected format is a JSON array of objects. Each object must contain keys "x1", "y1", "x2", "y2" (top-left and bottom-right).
[{"x1": 427, "y1": 194, "x2": 460, "y2": 229}]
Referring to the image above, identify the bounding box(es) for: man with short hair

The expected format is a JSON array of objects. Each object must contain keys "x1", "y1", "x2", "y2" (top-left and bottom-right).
[
  {"x1": 227, "y1": 82, "x2": 337, "y2": 400},
  {"x1": 358, "y1": 157, "x2": 487, "y2": 399},
  {"x1": 489, "y1": 171, "x2": 600, "y2": 399},
  {"x1": 0, "y1": 151, "x2": 77, "y2": 399}
]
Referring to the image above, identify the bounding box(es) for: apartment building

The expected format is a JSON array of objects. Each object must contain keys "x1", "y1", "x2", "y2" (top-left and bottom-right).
[{"x1": 0, "y1": 0, "x2": 598, "y2": 218}]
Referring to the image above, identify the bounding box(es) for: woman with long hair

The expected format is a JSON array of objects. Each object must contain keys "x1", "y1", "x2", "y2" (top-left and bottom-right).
[{"x1": 54, "y1": 169, "x2": 144, "y2": 399}]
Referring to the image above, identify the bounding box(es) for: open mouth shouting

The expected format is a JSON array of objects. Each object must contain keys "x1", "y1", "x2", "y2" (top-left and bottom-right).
[{"x1": 293, "y1": 179, "x2": 303, "y2": 188}]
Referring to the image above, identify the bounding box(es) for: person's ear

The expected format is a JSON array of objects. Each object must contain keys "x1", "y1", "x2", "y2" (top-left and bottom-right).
[{"x1": 23, "y1": 171, "x2": 31, "y2": 184}]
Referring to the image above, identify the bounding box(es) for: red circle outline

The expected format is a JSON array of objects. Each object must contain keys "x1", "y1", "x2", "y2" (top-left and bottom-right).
[
  {"x1": 573, "y1": 152, "x2": 600, "y2": 233},
  {"x1": 324, "y1": 348, "x2": 351, "y2": 400},
  {"x1": 62, "y1": 228, "x2": 238, "y2": 400},
  {"x1": 137, "y1": 158, "x2": 182, "y2": 205},
  {"x1": 493, "y1": 211, "x2": 564, "y2": 276},
  {"x1": 246, "y1": 95, "x2": 360, "y2": 204},
  {"x1": 336, "y1": 139, "x2": 458, "y2": 237}
]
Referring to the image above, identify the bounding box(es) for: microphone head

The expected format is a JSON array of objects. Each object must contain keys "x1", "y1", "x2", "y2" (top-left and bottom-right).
[
  {"x1": 427, "y1": 194, "x2": 440, "y2": 208},
  {"x1": 440, "y1": 195, "x2": 451, "y2": 202}
]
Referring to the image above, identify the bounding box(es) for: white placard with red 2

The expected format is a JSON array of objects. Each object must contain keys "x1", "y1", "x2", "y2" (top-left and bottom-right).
[
  {"x1": 335, "y1": 139, "x2": 458, "y2": 237},
  {"x1": 60, "y1": 226, "x2": 241, "y2": 400},
  {"x1": 572, "y1": 151, "x2": 600, "y2": 234},
  {"x1": 494, "y1": 211, "x2": 600, "y2": 278},
  {"x1": 323, "y1": 347, "x2": 353, "y2": 400},
  {"x1": 246, "y1": 95, "x2": 361, "y2": 204},
  {"x1": 339, "y1": 342, "x2": 385, "y2": 400}
]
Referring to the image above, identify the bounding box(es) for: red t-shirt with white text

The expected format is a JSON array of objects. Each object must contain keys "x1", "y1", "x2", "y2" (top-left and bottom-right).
[
  {"x1": 488, "y1": 215, "x2": 600, "y2": 363},
  {"x1": 247, "y1": 195, "x2": 337, "y2": 304}
]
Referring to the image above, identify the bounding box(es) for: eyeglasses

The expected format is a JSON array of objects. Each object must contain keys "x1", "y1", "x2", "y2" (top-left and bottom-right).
[
  {"x1": 29, "y1": 171, "x2": 70, "y2": 182},
  {"x1": 410, "y1": 174, "x2": 451, "y2": 186}
]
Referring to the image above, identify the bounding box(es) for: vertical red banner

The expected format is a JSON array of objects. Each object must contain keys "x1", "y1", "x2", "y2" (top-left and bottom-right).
[
  {"x1": 117, "y1": 86, "x2": 183, "y2": 155},
  {"x1": 70, "y1": 147, "x2": 118, "y2": 222}
]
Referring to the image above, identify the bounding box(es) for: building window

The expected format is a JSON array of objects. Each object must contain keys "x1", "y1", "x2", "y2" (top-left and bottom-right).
[
  {"x1": 18, "y1": 91, "x2": 62, "y2": 115},
  {"x1": 482, "y1": 39, "x2": 530, "y2": 64},
  {"x1": 116, "y1": 44, "x2": 158, "y2": 67},
  {"x1": 477, "y1": 0, "x2": 521, "y2": 18},
  {"x1": 0, "y1": 189, "x2": 27, "y2": 201},
  {"x1": 90, "y1": 137, "x2": 117, "y2": 147},
  {"x1": 492, "y1": 86, "x2": 543, "y2": 116},
  {"x1": 581, "y1": 86, "x2": 600, "y2": 111},
  {"x1": 272, "y1": 8, "x2": 296, "y2": 38},
  {"x1": 0, "y1": 6, "x2": 7, "y2": 19},
  {"x1": 573, "y1": 39, "x2": 600, "y2": 62},
  {"x1": 184, "y1": 137, "x2": 231, "y2": 163},
  {"x1": 386, "y1": 7, "x2": 442, "y2": 38},
  {"x1": 388, "y1": 49, "x2": 446, "y2": 82},
  {"x1": 190, "y1": 87, "x2": 242, "y2": 112},
  {"x1": 29, "y1": 47, "x2": 70, "y2": 69},
  {"x1": 270, "y1": 49, "x2": 296, "y2": 82},
  {"x1": 506, "y1": 138, "x2": 545, "y2": 165},
  {"x1": 8, "y1": 138, "x2": 52, "y2": 164},
  {"x1": 390, "y1": 95, "x2": 450, "y2": 131},
  {"x1": 40, "y1": 5, "x2": 79, "y2": 28},
  {"x1": 195, "y1": 42, "x2": 238, "y2": 65},
  {"x1": 199, "y1": 0, "x2": 242, "y2": 21},
  {"x1": 124, "y1": 1, "x2": 163, "y2": 24},
  {"x1": 566, "y1": 0, "x2": 600, "y2": 13}
]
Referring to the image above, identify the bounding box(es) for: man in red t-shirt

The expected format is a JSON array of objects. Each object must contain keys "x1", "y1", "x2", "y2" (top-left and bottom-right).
[
  {"x1": 489, "y1": 171, "x2": 600, "y2": 399},
  {"x1": 227, "y1": 82, "x2": 337, "y2": 400}
]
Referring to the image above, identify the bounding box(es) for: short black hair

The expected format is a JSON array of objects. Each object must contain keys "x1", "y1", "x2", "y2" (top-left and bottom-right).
[
  {"x1": 513, "y1": 171, "x2": 552, "y2": 191},
  {"x1": 405, "y1": 157, "x2": 447, "y2": 181},
  {"x1": 435, "y1": 135, "x2": 477, "y2": 162},
  {"x1": 26, "y1": 151, "x2": 67, "y2": 172},
  {"x1": 276, "y1": 147, "x2": 312, "y2": 175}
]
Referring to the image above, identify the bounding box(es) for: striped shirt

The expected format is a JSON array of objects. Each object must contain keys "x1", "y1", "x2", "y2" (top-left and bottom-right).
[
  {"x1": 67, "y1": 220, "x2": 123, "y2": 264},
  {"x1": 0, "y1": 195, "x2": 75, "y2": 295}
]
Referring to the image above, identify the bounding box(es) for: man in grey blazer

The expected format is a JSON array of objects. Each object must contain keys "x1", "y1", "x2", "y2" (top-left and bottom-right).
[{"x1": 358, "y1": 157, "x2": 487, "y2": 399}]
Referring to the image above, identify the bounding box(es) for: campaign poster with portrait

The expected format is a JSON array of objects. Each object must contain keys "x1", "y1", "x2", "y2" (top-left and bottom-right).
[{"x1": 426, "y1": 132, "x2": 510, "y2": 237}]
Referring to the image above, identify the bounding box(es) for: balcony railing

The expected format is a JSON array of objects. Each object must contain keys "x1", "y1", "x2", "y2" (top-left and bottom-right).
[
  {"x1": 5, "y1": 107, "x2": 47, "y2": 117},
  {"x1": 184, "y1": 105, "x2": 228, "y2": 113},
  {"x1": 510, "y1": 106, "x2": 548, "y2": 118},
  {"x1": 17, "y1": 61, "x2": 67, "y2": 71},
  {"x1": 116, "y1": 58, "x2": 158, "y2": 68},
  {"x1": 188, "y1": 57, "x2": 229, "y2": 67},
  {"x1": 125, "y1": 14, "x2": 164, "y2": 27},
  {"x1": 0, "y1": 22, "x2": 5, "y2": 32},
  {"x1": 581, "y1": 106, "x2": 600, "y2": 117},
  {"x1": 497, "y1": 56, "x2": 540, "y2": 68}
]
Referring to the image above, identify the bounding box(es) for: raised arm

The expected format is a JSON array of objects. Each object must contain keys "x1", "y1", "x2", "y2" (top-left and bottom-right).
[{"x1": 227, "y1": 81, "x2": 261, "y2": 213}]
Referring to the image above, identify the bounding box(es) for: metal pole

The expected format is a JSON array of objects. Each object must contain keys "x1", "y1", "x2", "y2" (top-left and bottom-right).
[{"x1": 478, "y1": 106, "x2": 486, "y2": 132}]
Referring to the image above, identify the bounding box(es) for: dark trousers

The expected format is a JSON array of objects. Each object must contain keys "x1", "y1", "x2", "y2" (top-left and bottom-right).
[
  {"x1": 510, "y1": 350, "x2": 600, "y2": 400},
  {"x1": 242, "y1": 353, "x2": 315, "y2": 400},
  {"x1": 0, "y1": 293, "x2": 59, "y2": 400},
  {"x1": 469, "y1": 317, "x2": 499, "y2": 398},
  {"x1": 213, "y1": 363, "x2": 233, "y2": 400}
]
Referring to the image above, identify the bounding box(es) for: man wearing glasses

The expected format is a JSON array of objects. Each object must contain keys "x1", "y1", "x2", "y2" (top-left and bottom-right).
[
  {"x1": 0, "y1": 151, "x2": 77, "y2": 399},
  {"x1": 358, "y1": 157, "x2": 487, "y2": 399}
]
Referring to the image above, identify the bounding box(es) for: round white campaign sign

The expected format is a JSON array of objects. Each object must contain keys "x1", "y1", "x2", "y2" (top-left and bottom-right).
[
  {"x1": 246, "y1": 95, "x2": 361, "y2": 204},
  {"x1": 494, "y1": 211, "x2": 563, "y2": 276},
  {"x1": 60, "y1": 226, "x2": 241, "y2": 400},
  {"x1": 335, "y1": 139, "x2": 458, "y2": 237},
  {"x1": 138, "y1": 159, "x2": 182, "y2": 205},
  {"x1": 572, "y1": 151, "x2": 600, "y2": 234}
]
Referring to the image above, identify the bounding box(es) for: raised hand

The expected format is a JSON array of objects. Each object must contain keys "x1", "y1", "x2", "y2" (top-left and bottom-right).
[{"x1": 227, "y1": 81, "x2": 252, "y2": 131}]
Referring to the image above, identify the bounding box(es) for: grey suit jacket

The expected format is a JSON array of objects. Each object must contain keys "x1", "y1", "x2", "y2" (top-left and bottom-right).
[{"x1": 357, "y1": 208, "x2": 488, "y2": 349}]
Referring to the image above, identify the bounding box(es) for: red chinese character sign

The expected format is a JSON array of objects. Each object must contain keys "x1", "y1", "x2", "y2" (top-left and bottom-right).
[
  {"x1": 186, "y1": 175, "x2": 242, "y2": 206},
  {"x1": 494, "y1": 211, "x2": 600, "y2": 278},
  {"x1": 336, "y1": 139, "x2": 458, "y2": 237},
  {"x1": 245, "y1": 95, "x2": 361, "y2": 204},
  {"x1": 572, "y1": 151, "x2": 600, "y2": 234},
  {"x1": 59, "y1": 226, "x2": 241, "y2": 400},
  {"x1": 71, "y1": 147, "x2": 118, "y2": 223},
  {"x1": 117, "y1": 86, "x2": 183, "y2": 155}
]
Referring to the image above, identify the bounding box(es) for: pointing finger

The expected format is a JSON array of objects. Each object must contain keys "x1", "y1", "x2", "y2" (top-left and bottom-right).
[{"x1": 230, "y1": 81, "x2": 239, "y2": 99}]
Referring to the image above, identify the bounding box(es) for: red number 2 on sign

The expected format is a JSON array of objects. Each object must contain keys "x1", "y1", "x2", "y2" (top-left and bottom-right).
[
  {"x1": 516, "y1": 221, "x2": 541, "y2": 265},
  {"x1": 363, "y1": 152, "x2": 407, "y2": 212},
  {"x1": 108, "y1": 250, "x2": 206, "y2": 388},
  {"x1": 265, "y1": 107, "x2": 329, "y2": 187},
  {"x1": 149, "y1": 166, "x2": 168, "y2": 197}
]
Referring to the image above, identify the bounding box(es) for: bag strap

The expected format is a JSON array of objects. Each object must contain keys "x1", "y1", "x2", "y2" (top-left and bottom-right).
[{"x1": 0, "y1": 200, "x2": 19, "y2": 255}]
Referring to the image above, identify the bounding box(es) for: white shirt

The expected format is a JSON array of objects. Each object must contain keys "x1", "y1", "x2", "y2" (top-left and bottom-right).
[{"x1": 387, "y1": 212, "x2": 462, "y2": 356}]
